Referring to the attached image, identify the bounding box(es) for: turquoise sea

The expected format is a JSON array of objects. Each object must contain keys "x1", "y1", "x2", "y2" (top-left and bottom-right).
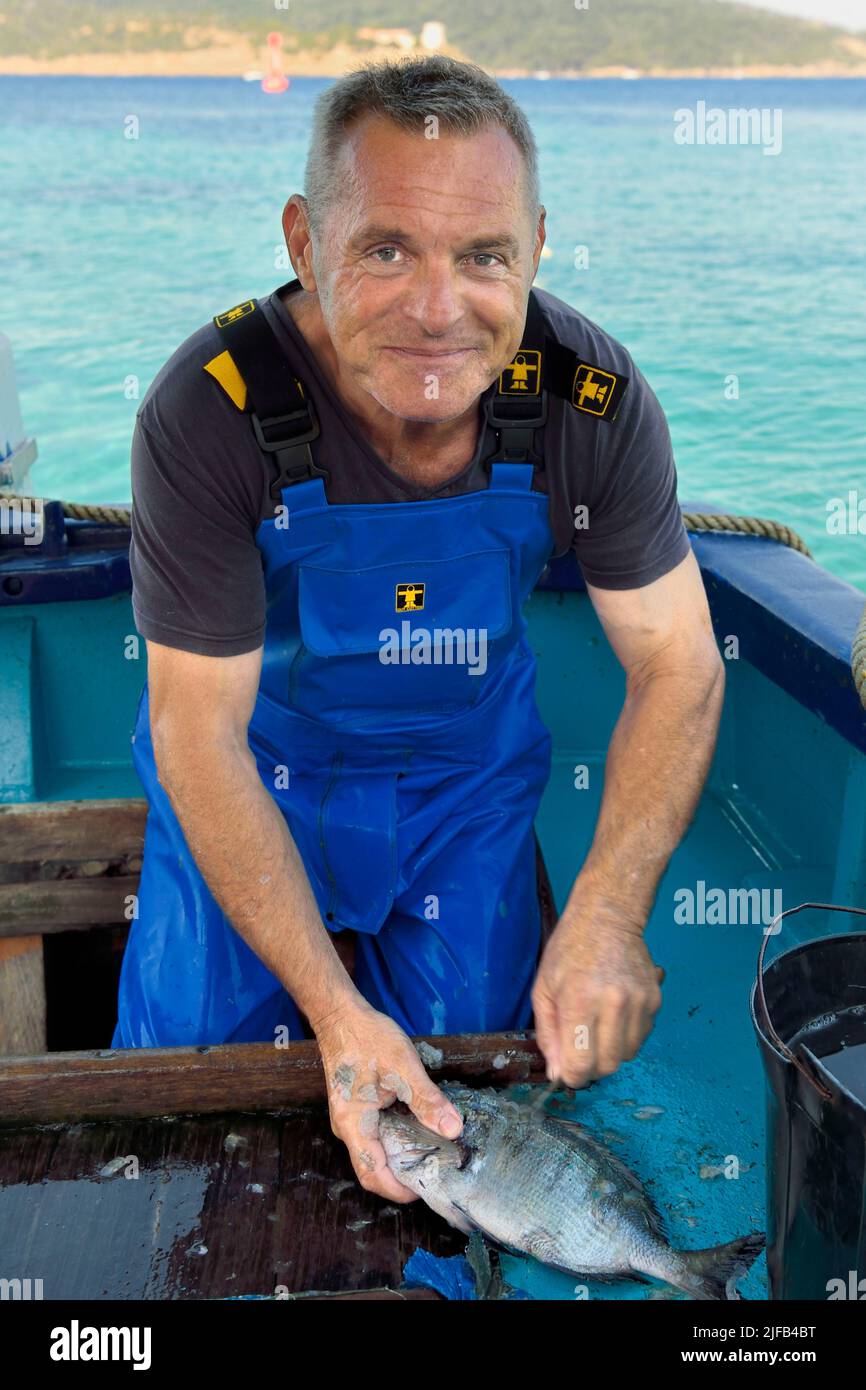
[{"x1": 1, "y1": 75, "x2": 864, "y2": 588}]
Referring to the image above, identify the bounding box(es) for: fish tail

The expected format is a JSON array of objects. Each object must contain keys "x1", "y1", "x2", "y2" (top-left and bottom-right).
[{"x1": 672, "y1": 1231, "x2": 766, "y2": 1301}]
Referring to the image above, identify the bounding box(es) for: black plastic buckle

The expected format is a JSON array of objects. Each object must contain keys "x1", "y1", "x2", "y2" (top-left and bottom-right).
[
  {"x1": 486, "y1": 391, "x2": 548, "y2": 432},
  {"x1": 252, "y1": 404, "x2": 320, "y2": 453},
  {"x1": 484, "y1": 390, "x2": 548, "y2": 465},
  {"x1": 250, "y1": 403, "x2": 329, "y2": 497}
]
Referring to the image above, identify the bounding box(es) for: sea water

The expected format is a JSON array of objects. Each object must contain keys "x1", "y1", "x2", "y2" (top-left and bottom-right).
[{"x1": 1, "y1": 75, "x2": 864, "y2": 591}]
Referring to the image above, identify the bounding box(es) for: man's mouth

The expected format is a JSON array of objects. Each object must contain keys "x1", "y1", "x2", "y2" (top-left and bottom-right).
[{"x1": 385, "y1": 347, "x2": 474, "y2": 359}]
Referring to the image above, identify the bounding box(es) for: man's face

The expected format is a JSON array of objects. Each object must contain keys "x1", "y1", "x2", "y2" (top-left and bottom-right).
[{"x1": 302, "y1": 114, "x2": 544, "y2": 423}]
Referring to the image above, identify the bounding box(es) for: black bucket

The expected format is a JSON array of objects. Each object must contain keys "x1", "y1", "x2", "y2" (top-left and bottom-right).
[{"x1": 751, "y1": 901, "x2": 866, "y2": 1300}]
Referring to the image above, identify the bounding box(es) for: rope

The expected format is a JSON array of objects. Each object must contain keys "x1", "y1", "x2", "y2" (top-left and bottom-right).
[
  {"x1": 3, "y1": 493, "x2": 864, "y2": 708},
  {"x1": 681, "y1": 509, "x2": 812, "y2": 557}
]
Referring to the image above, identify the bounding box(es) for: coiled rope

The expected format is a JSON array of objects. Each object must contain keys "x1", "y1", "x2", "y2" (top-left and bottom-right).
[{"x1": 2, "y1": 494, "x2": 865, "y2": 709}]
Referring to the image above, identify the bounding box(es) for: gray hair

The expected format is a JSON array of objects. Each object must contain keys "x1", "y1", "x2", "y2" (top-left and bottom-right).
[{"x1": 303, "y1": 56, "x2": 541, "y2": 238}]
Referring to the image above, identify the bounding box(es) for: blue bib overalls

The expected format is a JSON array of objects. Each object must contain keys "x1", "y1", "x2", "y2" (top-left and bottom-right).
[{"x1": 113, "y1": 291, "x2": 563, "y2": 1048}]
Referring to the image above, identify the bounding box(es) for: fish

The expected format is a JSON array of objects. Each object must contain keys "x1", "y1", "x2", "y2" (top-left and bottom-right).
[{"x1": 379, "y1": 1083, "x2": 765, "y2": 1300}]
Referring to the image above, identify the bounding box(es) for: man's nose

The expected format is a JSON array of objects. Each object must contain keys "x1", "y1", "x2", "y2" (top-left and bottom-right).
[{"x1": 401, "y1": 262, "x2": 465, "y2": 335}]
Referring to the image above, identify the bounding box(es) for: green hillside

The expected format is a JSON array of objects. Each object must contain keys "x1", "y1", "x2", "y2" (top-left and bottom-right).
[{"x1": 1, "y1": 0, "x2": 863, "y2": 70}]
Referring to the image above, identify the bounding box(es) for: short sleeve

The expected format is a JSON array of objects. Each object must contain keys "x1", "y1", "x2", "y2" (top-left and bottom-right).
[
  {"x1": 129, "y1": 414, "x2": 266, "y2": 656},
  {"x1": 573, "y1": 364, "x2": 691, "y2": 590}
]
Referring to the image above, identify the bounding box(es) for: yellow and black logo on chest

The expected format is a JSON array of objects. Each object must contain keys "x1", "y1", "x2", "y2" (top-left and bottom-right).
[
  {"x1": 498, "y1": 349, "x2": 542, "y2": 396},
  {"x1": 396, "y1": 583, "x2": 426, "y2": 613}
]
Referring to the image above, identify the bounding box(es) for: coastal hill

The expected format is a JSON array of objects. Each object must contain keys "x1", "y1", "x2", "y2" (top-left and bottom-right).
[{"x1": 1, "y1": 0, "x2": 865, "y2": 76}]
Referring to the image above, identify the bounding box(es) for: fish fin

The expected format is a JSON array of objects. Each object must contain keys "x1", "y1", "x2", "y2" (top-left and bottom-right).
[
  {"x1": 668, "y1": 1231, "x2": 766, "y2": 1301},
  {"x1": 542, "y1": 1114, "x2": 668, "y2": 1240},
  {"x1": 465, "y1": 1230, "x2": 496, "y2": 1299},
  {"x1": 536, "y1": 1111, "x2": 591, "y2": 1133}
]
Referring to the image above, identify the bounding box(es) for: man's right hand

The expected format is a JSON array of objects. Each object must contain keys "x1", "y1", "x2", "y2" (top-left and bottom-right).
[{"x1": 313, "y1": 999, "x2": 463, "y2": 1202}]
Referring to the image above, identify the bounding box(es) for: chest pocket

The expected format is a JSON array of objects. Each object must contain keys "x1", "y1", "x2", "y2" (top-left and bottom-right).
[{"x1": 292, "y1": 549, "x2": 514, "y2": 723}]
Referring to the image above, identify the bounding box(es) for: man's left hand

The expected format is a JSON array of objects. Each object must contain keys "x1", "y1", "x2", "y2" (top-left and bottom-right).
[{"x1": 532, "y1": 899, "x2": 663, "y2": 1088}]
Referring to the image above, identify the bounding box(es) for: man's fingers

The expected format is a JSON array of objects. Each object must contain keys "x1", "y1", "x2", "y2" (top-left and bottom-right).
[
  {"x1": 622, "y1": 998, "x2": 648, "y2": 1058},
  {"x1": 405, "y1": 1066, "x2": 463, "y2": 1139},
  {"x1": 532, "y1": 990, "x2": 561, "y2": 1081},
  {"x1": 557, "y1": 995, "x2": 598, "y2": 1087},
  {"x1": 317, "y1": 1010, "x2": 463, "y2": 1199},
  {"x1": 623, "y1": 980, "x2": 662, "y2": 1056},
  {"x1": 344, "y1": 1128, "x2": 417, "y2": 1203},
  {"x1": 594, "y1": 990, "x2": 630, "y2": 1075},
  {"x1": 357, "y1": 1045, "x2": 463, "y2": 1140}
]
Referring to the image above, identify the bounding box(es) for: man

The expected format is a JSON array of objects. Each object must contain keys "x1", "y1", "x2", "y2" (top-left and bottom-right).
[{"x1": 114, "y1": 56, "x2": 724, "y2": 1203}]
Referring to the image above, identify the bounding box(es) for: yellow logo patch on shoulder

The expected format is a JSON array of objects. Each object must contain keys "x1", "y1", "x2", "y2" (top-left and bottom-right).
[
  {"x1": 572, "y1": 364, "x2": 623, "y2": 418},
  {"x1": 214, "y1": 300, "x2": 256, "y2": 329},
  {"x1": 396, "y1": 583, "x2": 425, "y2": 613},
  {"x1": 203, "y1": 349, "x2": 247, "y2": 411},
  {"x1": 498, "y1": 349, "x2": 542, "y2": 395}
]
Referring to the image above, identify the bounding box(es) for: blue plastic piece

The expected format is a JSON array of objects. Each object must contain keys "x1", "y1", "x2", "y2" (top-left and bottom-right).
[
  {"x1": 402, "y1": 1249, "x2": 480, "y2": 1301},
  {"x1": 402, "y1": 1246, "x2": 533, "y2": 1300}
]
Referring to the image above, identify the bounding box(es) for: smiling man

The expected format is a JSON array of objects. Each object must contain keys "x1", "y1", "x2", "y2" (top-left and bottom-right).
[{"x1": 114, "y1": 57, "x2": 724, "y2": 1201}]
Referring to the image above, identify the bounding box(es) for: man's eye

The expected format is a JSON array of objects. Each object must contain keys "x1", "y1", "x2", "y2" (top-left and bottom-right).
[{"x1": 370, "y1": 246, "x2": 401, "y2": 263}]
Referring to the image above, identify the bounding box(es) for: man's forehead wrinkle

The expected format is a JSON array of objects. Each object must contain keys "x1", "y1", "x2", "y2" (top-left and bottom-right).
[
  {"x1": 364, "y1": 182, "x2": 512, "y2": 211},
  {"x1": 350, "y1": 181, "x2": 517, "y2": 228}
]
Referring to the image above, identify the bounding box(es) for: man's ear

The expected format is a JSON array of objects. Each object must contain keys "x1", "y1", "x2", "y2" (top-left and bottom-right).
[
  {"x1": 532, "y1": 206, "x2": 547, "y2": 278},
  {"x1": 282, "y1": 195, "x2": 316, "y2": 290}
]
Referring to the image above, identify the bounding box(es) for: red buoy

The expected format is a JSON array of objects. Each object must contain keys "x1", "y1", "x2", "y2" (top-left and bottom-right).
[{"x1": 262, "y1": 32, "x2": 289, "y2": 94}]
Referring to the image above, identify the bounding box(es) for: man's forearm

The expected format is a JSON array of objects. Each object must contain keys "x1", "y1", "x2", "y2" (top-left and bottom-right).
[
  {"x1": 154, "y1": 734, "x2": 360, "y2": 1030},
  {"x1": 567, "y1": 657, "x2": 725, "y2": 926}
]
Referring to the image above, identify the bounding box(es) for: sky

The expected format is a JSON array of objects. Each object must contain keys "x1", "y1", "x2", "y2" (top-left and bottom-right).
[{"x1": 741, "y1": 0, "x2": 866, "y2": 29}]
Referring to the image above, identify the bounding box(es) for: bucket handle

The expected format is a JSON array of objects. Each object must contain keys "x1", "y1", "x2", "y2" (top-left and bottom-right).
[{"x1": 756, "y1": 901, "x2": 866, "y2": 1102}]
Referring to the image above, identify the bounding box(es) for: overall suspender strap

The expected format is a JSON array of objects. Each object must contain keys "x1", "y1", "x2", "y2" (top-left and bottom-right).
[
  {"x1": 484, "y1": 288, "x2": 549, "y2": 468},
  {"x1": 212, "y1": 290, "x2": 327, "y2": 500},
  {"x1": 484, "y1": 287, "x2": 631, "y2": 468}
]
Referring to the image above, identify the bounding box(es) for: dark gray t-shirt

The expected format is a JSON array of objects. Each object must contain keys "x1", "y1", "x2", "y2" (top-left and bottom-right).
[{"x1": 130, "y1": 281, "x2": 690, "y2": 657}]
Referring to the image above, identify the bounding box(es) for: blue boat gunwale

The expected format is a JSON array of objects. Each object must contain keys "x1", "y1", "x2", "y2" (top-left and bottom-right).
[
  {"x1": 539, "y1": 498, "x2": 866, "y2": 758},
  {"x1": 1, "y1": 495, "x2": 864, "y2": 754}
]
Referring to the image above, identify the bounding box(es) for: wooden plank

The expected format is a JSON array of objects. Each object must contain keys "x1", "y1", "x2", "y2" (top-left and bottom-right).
[
  {"x1": 0, "y1": 798, "x2": 147, "y2": 863},
  {"x1": 0, "y1": 935, "x2": 46, "y2": 1054},
  {"x1": 0, "y1": 876, "x2": 140, "y2": 935},
  {"x1": 0, "y1": 1033, "x2": 545, "y2": 1126},
  {"x1": 0, "y1": 1108, "x2": 461, "y2": 1298}
]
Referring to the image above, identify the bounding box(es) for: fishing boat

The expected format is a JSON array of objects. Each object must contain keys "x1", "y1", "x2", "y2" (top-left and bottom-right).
[{"x1": 1, "y1": 354, "x2": 864, "y2": 1300}]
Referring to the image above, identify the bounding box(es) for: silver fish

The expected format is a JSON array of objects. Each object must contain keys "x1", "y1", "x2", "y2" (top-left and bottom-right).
[{"x1": 380, "y1": 1083, "x2": 765, "y2": 1300}]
